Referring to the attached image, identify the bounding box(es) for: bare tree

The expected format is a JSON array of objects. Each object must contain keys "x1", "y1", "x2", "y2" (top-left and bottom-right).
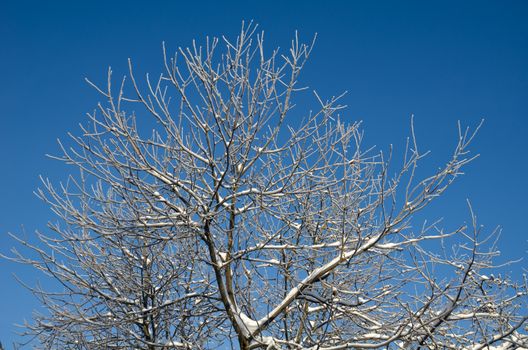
[{"x1": 7, "y1": 23, "x2": 527, "y2": 349}]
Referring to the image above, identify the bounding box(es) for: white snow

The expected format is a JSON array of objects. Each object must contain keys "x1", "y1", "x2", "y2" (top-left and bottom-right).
[
  {"x1": 307, "y1": 306, "x2": 324, "y2": 313},
  {"x1": 122, "y1": 247, "x2": 134, "y2": 258},
  {"x1": 376, "y1": 242, "x2": 399, "y2": 249},
  {"x1": 238, "y1": 312, "x2": 259, "y2": 334},
  {"x1": 291, "y1": 222, "x2": 301, "y2": 230},
  {"x1": 251, "y1": 336, "x2": 277, "y2": 349},
  {"x1": 164, "y1": 340, "x2": 187, "y2": 347},
  {"x1": 362, "y1": 332, "x2": 386, "y2": 339}
]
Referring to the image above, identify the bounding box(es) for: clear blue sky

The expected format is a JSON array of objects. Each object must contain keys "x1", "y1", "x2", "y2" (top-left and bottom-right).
[{"x1": 1, "y1": 0, "x2": 527, "y2": 347}]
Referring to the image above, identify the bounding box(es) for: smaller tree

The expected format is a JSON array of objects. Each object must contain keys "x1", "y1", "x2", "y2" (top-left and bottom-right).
[{"x1": 7, "y1": 23, "x2": 528, "y2": 349}]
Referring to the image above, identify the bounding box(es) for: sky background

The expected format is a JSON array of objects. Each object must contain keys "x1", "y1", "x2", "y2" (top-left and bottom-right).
[{"x1": 1, "y1": 0, "x2": 527, "y2": 347}]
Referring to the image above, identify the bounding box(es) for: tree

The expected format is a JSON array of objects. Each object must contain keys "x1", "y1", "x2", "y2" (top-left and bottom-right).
[{"x1": 8, "y1": 23, "x2": 527, "y2": 349}]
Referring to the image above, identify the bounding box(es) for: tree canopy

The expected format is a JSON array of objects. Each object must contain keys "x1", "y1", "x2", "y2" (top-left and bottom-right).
[{"x1": 8, "y1": 23, "x2": 527, "y2": 349}]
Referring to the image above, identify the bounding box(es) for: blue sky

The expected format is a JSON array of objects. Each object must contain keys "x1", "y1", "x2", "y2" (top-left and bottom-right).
[{"x1": 1, "y1": 0, "x2": 527, "y2": 347}]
